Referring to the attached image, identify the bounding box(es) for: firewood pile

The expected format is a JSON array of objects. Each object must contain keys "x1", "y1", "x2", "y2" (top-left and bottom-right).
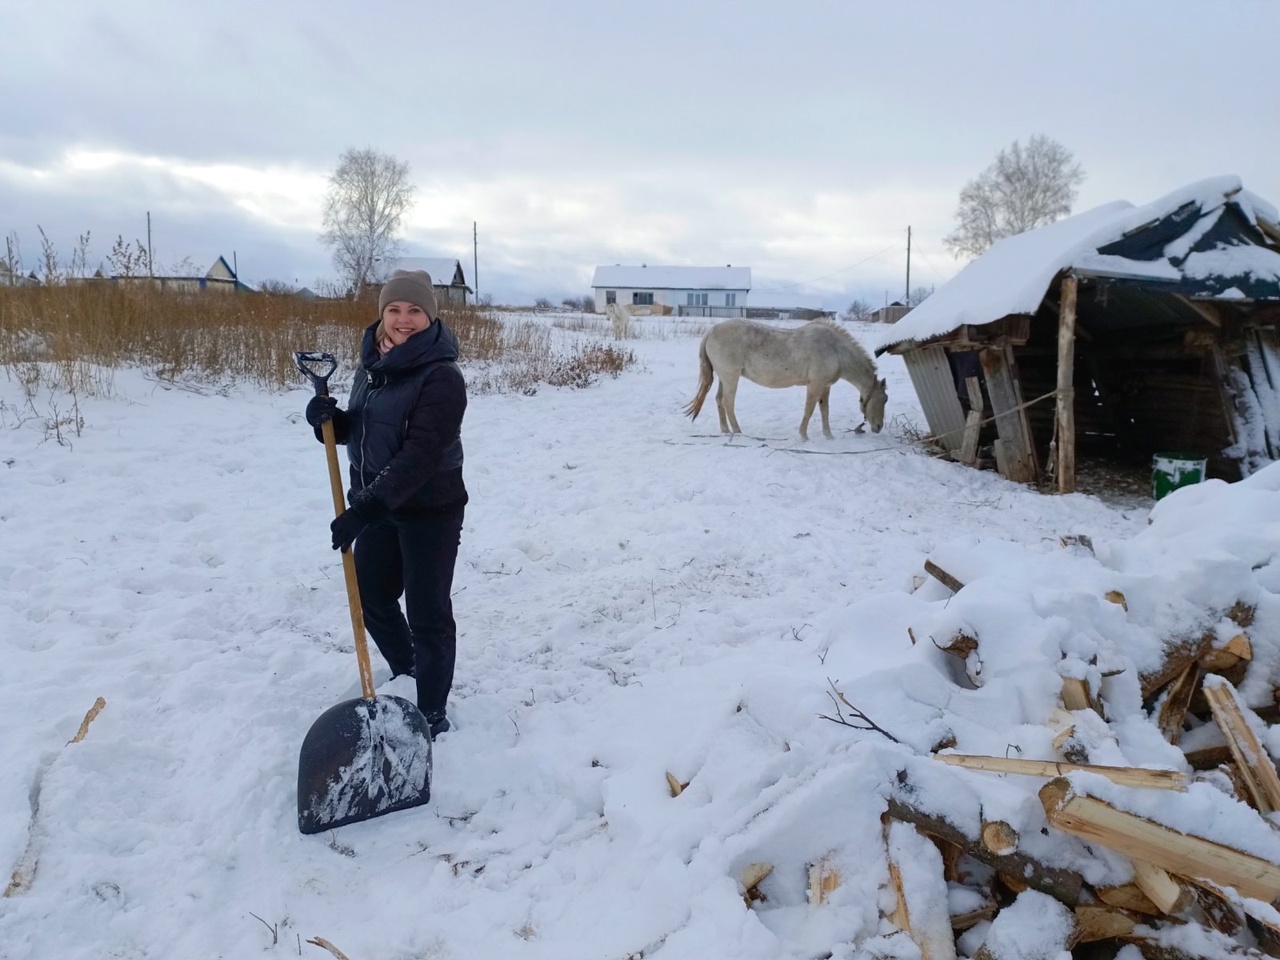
[{"x1": 783, "y1": 471, "x2": 1280, "y2": 960}]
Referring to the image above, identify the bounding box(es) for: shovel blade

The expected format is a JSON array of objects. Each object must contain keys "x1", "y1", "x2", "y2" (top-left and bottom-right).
[{"x1": 297, "y1": 695, "x2": 433, "y2": 834}]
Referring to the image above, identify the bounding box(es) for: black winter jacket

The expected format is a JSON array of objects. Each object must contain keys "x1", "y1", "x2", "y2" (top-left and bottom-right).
[{"x1": 325, "y1": 319, "x2": 468, "y2": 515}]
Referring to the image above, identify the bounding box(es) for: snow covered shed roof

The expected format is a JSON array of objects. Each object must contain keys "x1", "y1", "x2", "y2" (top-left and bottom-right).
[
  {"x1": 389, "y1": 257, "x2": 471, "y2": 290},
  {"x1": 879, "y1": 176, "x2": 1280, "y2": 353},
  {"x1": 591, "y1": 265, "x2": 751, "y2": 291}
]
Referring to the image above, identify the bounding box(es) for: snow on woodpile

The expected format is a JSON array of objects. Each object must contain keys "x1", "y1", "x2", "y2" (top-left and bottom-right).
[{"x1": 774, "y1": 462, "x2": 1280, "y2": 960}]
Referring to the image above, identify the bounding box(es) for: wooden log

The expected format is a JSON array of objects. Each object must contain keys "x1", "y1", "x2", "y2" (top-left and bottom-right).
[
  {"x1": 885, "y1": 820, "x2": 957, "y2": 960},
  {"x1": 1096, "y1": 882, "x2": 1162, "y2": 916},
  {"x1": 934, "y1": 753, "x2": 1188, "y2": 791},
  {"x1": 1056, "y1": 274, "x2": 1078, "y2": 494},
  {"x1": 951, "y1": 892, "x2": 999, "y2": 932},
  {"x1": 981, "y1": 820, "x2": 1019, "y2": 856},
  {"x1": 1039, "y1": 777, "x2": 1280, "y2": 902},
  {"x1": 1132, "y1": 858, "x2": 1192, "y2": 915},
  {"x1": 1157, "y1": 662, "x2": 1202, "y2": 744},
  {"x1": 1142, "y1": 633, "x2": 1214, "y2": 699},
  {"x1": 807, "y1": 856, "x2": 840, "y2": 905},
  {"x1": 741, "y1": 862, "x2": 772, "y2": 907},
  {"x1": 886, "y1": 792, "x2": 1084, "y2": 905},
  {"x1": 924, "y1": 560, "x2": 965, "y2": 594},
  {"x1": 1061, "y1": 677, "x2": 1099, "y2": 713},
  {"x1": 1184, "y1": 744, "x2": 1233, "y2": 771},
  {"x1": 1073, "y1": 903, "x2": 1143, "y2": 943},
  {"x1": 1203, "y1": 678, "x2": 1280, "y2": 814},
  {"x1": 1184, "y1": 877, "x2": 1245, "y2": 937},
  {"x1": 1201, "y1": 633, "x2": 1253, "y2": 673}
]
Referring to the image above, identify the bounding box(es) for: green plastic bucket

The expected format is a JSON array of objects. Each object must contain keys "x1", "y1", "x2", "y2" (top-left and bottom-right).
[{"x1": 1151, "y1": 452, "x2": 1206, "y2": 500}]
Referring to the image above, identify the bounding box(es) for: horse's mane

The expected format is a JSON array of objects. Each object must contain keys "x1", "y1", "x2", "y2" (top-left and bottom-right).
[{"x1": 812, "y1": 318, "x2": 875, "y2": 369}]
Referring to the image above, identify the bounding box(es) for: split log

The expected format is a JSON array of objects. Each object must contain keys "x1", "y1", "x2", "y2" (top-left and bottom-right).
[
  {"x1": 951, "y1": 892, "x2": 999, "y2": 932},
  {"x1": 1158, "y1": 662, "x2": 1202, "y2": 744},
  {"x1": 1073, "y1": 903, "x2": 1144, "y2": 943},
  {"x1": 1132, "y1": 858, "x2": 1192, "y2": 915},
  {"x1": 741, "y1": 862, "x2": 772, "y2": 907},
  {"x1": 934, "y1": 753, "x2": 1188, "y2": 791},
  {"x1": 885, "y1": 820, "x2": 957, "y2": 960},
  {"x1": 1039, "y1": 777, "x2": 1280, "y2": 902},
  {"x1": 1142, "y1": 634, "x2": 1215, "y2": 700},
  {"x1": 1183, "y1": 744, "x2": 1233, "y2": 771},
  {"x1": 1203, "y1": 677, "x2": 1280, "y2": 814},
  {"x1": 1129, "y1": 921, "x2": 1268, "y2": 960},
  {"x1": 665, "y1": 772, "x2": 688, "y2": 797},
  {"x1": 1184, "y1": 878, "x2": 1246, "y2": 937},
  {"x1": 1061, "y1": 677, "x2": 1099, "y2": 713},
  {"x1": 887, "y1": 791, "x2": 1084, "y2": 905},
  {"x1": 924, "y1": 560, "x2": 965, "y2": 594},
  {"x1": 807, "y1": 856, "x2": 840, "y2": 905},
  {"x1": 1201, "y1": 633, "x2": 1253, "y2": 673},
  {"x1": 1096, "y1": 882, "x2": 1162, "y2": 916}
]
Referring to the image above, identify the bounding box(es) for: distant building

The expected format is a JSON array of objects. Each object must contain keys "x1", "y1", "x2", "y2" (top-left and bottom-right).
[
  {"x1": 113, "y1": 256, "x2": 253, "y2": 294},
  {"x1": 385, "y1": 257, "x2": 473, "y2": 306},
  {"x1": 590, "y1": 264, "x2": 751, "y2": 317},
  {"x1": 870, "y1": 301, "x2": 912, "y2": 324}
]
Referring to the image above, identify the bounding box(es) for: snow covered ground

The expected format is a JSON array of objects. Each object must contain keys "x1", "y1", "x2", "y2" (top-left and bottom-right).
[{"x1": 0, "y1": 314, "x2": 1201, "y2": 959}]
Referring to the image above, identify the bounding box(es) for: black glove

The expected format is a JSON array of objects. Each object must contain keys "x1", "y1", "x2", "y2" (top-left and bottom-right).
[
  {"x1": 305, "y1": 395, "x2": 339, "y2": 428},
  {"x1": 330, "y1": 488, "x2": 389, "y2": 552}
]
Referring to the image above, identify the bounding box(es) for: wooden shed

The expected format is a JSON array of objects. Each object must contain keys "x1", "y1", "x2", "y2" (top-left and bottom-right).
[{"x1": 878, "y1": 176, "x2": 1280, "y2": 492}]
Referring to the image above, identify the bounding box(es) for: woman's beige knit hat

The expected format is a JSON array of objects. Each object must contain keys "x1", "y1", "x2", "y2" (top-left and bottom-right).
[{"x1": 378, "y1": 269, "x2": 438, "y2": 319}]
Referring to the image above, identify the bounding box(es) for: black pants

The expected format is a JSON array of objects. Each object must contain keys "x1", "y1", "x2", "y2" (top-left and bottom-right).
[{"x1": 353, "y1": 506, "x2": 464, "y2": 719}]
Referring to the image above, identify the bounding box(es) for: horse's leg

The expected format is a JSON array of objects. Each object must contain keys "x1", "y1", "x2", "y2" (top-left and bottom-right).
[
  {"x1": 721, "y1": 373, "x2": 743, "y2": 435},
  {"x1": 818, "y1": 385, "x2": 833, "y2": 439},
  {"x1": 799, "y1": 384, "x2": 820, "y2": 441},
  {"x1": 715, "y1": 379, "x2": 730, "y2": 433}
]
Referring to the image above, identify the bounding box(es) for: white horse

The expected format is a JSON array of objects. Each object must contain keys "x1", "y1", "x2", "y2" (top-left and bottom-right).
[{"x1": 684, "y1": 319, "x2": 887, "y2": 440}]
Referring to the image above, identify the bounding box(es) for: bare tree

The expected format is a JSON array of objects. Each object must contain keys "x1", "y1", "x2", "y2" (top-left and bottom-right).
[
  {"x1": 907, "y1": 285, "x2": 934, "y2": 306},
  {"x1": 842, "y1": 298, "x2": 874, "y2": 322},
  {"x1": 320, "y1": 147, "x2": 415, "y2": 293},
  {"x1": 943, "y1": 135, "x2": 1085, "y2": 259}
]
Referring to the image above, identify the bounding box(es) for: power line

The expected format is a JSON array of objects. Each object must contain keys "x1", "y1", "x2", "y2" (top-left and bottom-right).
[{"x1": 767, "y1": 239, "x2": 906, "y2": 290}]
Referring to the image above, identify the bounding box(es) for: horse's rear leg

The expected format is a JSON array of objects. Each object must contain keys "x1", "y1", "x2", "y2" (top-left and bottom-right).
[
  {"x1": 818, "y1": 385, "x2": 833, "y2": 439},
  {"x1": 799, "y1": 384, "x2": 822, "y2": 441},
  {"x1": 714, "y1": 380, "x2": 730, "y2": 433},
  {"x1": 720, "y1": 374, "x2": 743, "y2": 434}
]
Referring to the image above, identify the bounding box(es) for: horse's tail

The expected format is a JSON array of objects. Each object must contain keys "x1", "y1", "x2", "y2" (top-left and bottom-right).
[{"x1": 683, "y1": 335, "x2": 714, "y2": 421}]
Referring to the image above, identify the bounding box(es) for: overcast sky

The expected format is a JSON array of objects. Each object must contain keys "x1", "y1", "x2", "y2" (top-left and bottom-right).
[{"x1": 2, "y1": 0, "x2": 1276, "y2": 308}]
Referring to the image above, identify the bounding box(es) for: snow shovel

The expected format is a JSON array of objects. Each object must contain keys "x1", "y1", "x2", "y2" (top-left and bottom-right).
[{"x1": 294, "y1": 352, "x2": 433, "y2": 834}]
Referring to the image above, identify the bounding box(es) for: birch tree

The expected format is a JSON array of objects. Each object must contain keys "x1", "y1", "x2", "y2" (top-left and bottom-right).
[
  {"x1": 943, "y1": 135, "x2": 1085, "y2": 259},
  {"x1": 320, "y1": 148, "x2": 415, "y2": 292}
]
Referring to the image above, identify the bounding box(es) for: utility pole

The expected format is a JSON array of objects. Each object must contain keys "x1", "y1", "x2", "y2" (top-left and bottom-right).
[
  {"x1": 905, "y1": 225, "x2": 912, "y2": 305},
  {"x1": 473, "y1": 221, "x2": 478, "y2": 305},
  {"x1": 146, "y1": 211, "x2": 153, "y2": 277}
]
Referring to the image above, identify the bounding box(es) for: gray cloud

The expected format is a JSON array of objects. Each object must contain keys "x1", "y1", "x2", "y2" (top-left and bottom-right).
[{"x1": 2, "y1": 0, "x2": 1276, "y2": 307}]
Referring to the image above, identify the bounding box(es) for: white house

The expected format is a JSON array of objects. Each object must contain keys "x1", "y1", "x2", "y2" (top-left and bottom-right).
[
  {"x1": 386, "y1": 257, "x2": 473, "y2": 306},
  {"x1": 590, "y1": 265, "x2": 751, "y2": 317}
]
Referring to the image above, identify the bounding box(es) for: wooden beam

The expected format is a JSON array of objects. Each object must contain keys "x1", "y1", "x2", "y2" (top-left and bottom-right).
[
  {"x1": 1061, "y1": 677, "x2": 1097, "y2": 713},
  {"x1": 1203, "y1": 678, "x2": 1280, "y2": 814},
  {"x1": 981, "y1": 345, "x2": 1039, "y2": 483},
  {"x1": 1056, "y1": 275, "x2": 1078, "y2": 494},
  {"x1": 934, "y1": 754, "x2": 1188, "y2": 791},
  {"x1": 958, "y1": 376, "x2": 984, "y2": 465},
  {"x1": 1039, "y1": 777, "x2": 1280, "y2": 902},
  {"x1": 1096, "y1": 882, "x2": 1162, "y2": 916}
]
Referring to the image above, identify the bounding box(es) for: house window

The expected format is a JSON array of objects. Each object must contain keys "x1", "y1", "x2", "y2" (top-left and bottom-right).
[
  {"x1": 687, "y1": 292, "x2": 707, "y2": 306},
  {"x1": 686, "y1": 293, "x2": 695, "y2": 305},
  {"x1": 632, "y1": 291, "x2": 654, "y2": 305},
  {"x1": 605, "y1": 290, "x2": 616, "y2": 305},
  {"x1": 725, "y1": 293, "x2": 736, "y2": 307}
]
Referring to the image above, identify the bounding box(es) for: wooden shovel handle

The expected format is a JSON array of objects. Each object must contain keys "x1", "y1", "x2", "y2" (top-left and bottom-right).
[{"x1": 320, "y1": 419, "x2": 376, "y2": 700}]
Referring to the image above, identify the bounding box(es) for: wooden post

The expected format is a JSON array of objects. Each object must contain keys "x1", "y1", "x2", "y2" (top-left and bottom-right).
[{"x1": 1055, "y1": 275, "x2": 1078, "y2": 493}]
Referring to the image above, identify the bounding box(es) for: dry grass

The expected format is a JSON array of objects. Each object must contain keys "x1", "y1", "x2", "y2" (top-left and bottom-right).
[{"x1": 0, "y1": 284, "x2": 640, "y2": 409}]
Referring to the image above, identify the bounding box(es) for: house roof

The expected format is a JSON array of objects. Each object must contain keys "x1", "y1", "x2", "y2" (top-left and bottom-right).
[
  {"x1": 591, "y1": 265, "x2": 751, "y2": 290},
  {"x1": 390, "y1": 257, "x2": 470, "y2": 289},
  {"x1": 878, "y1": 175, "x2": 1280, "y2": 353}
]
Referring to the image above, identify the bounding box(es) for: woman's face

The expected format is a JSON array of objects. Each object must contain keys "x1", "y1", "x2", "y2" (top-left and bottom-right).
[{"x1": 381, "y1": 301, "x2": 432, "y2": 346}]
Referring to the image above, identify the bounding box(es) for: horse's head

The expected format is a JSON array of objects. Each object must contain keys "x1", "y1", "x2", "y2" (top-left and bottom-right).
[{"x1": 861, "y1": 377, "x2": 888, "y2": 433}]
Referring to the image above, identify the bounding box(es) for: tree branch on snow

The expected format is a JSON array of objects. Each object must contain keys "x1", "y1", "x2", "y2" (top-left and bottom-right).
[{"x1": 819, "y1": 680, "x2": 902, "y2": 743}]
